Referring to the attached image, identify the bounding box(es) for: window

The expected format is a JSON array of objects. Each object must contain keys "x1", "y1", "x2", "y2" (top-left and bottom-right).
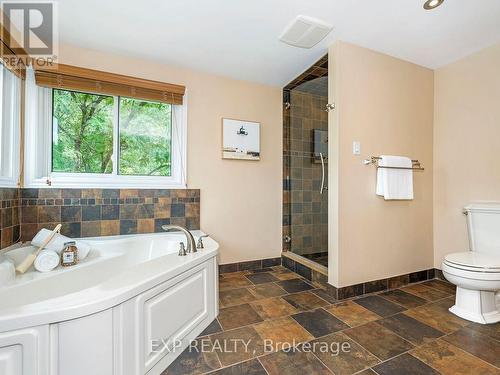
[
  {"x1": 118, "y1": 97, "x2": 172, "y2": 176},
  {"x1": 0, "y1": 63, "x2": 21, "y2": 187},
  {"x1": 24, "y1": 68, "x2": 187, "y2": 188},
  {"x1": 51, "y1": 90, "x2": 174, "y2": 177},
  {"x1": 52, "y1": 90, "x2": 114, "y2": 174}
]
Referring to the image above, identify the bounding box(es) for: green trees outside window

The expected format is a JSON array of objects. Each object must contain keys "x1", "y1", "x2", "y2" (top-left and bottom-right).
[
  {"x1": 119, "y1": 97, "x2": 171, "y2": 176},
  {"x1": 52, "y1": 89, "x2": 172, "y2": 176},
  {"x1": 52, "y1": 90, "x2": 114, "y2": 173}
]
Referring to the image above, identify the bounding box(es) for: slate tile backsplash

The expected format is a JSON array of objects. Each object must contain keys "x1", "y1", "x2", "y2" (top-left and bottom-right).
[
  {"x1": 16, "y1": 188, "x2": 200, "y2": 241},
  {"x1": 0, "y1": 188, "x2": 21, "y2": 249}
]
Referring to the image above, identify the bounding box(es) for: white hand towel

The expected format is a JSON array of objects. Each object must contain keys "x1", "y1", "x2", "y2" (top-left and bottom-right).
[
  {"x1": 376, "y1": 155, "x2": 414, "y2": 200},
  {"x1": 31, "y1": 229, "x2": 91, "y2": 260}
]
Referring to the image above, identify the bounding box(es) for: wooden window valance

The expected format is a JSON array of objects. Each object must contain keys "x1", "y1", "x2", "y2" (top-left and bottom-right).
[
  {"x1": 34, "y1": 64, "x2": 185, "y2": 105},
  {"x1": 0, "y1": 22, "x2": 27, "y2": 79}
]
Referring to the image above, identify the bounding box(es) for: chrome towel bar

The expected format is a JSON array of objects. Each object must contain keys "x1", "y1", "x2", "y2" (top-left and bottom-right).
[{"x1": 363, "y1": 156, "x2": 424, "y2": 171}]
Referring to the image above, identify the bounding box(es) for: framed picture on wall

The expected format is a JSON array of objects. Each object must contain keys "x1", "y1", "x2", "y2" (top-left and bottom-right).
[{"x1": 222, "y1": 118, "x2": 261, "y2": 161}]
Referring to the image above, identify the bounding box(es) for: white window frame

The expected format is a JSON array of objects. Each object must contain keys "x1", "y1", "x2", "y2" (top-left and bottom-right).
[
  {"x1": 24, "y1": 82, "x2": 188, "y2": 189},
  {"x1": 0, "y1": 64, "x2": 21, "y2": 187}
]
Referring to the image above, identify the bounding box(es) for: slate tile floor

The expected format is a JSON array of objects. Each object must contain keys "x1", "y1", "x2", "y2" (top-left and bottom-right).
[{"x1": 163, "y1": 266, "x2": 500, "y2": 375}]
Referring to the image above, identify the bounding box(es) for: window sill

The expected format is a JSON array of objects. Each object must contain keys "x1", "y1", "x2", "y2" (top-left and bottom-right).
[
  {"x1": 0, "y1": 177, "x2": 19, "y2": 188},
  {"x1": 24, "y1": 175, "x2": 187, "y2": 190}
]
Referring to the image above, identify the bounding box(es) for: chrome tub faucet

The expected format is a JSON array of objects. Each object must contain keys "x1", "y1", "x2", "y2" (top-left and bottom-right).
[
  {"x1": 197, "y1": 234, "x2": 209, "y2": 249},
  {"x1": 162, "y1": 225, "x2": 197, "y2": 256}
]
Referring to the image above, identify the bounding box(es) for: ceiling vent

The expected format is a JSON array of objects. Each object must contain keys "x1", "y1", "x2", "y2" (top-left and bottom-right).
[{"x1": 279, "y1": 15, "x2": 333, "y2": 49}]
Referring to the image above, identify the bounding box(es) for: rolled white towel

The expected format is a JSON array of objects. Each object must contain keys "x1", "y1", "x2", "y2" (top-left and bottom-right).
[
  {"x1": 34, "y1": 250, "x2": 60, "y2": 272},
  {"x1": 31, "y1": 229, "x2": 91, "y2": 260}
]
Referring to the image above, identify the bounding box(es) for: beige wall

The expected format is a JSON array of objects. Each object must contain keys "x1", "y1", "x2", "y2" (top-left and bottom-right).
[
  {"x1": 58, "y1": 44, "x2": 283, "y2": 265},
  {"x1": 433, "y1": 43, "x2": 500, "y2": 268},
  {"x1": 56, "y1": 41, "x2": 500, "y2": 278},
  {"x1": 329, "y1": 42, "x2": 434, "y2": 287}
]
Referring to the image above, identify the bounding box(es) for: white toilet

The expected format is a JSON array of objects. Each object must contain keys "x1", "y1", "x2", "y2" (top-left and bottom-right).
[{"x1": 442, "y1": 203, "x2": 500, "y2": 324}]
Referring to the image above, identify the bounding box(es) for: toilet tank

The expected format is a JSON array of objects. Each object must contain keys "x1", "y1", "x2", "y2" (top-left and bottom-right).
[{"x1": 465, "y1": 203, "x2": 500, "y2": 255}]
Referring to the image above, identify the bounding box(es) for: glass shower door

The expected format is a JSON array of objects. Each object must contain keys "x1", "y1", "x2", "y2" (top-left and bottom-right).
[{"x1": 287, "y1": 80, "x2": 329, "y2": 268}]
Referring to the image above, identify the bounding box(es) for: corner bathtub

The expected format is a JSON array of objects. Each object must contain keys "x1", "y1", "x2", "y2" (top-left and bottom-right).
[{"x1": 0, "y1": 231, "x2": 219, "y2": 375}]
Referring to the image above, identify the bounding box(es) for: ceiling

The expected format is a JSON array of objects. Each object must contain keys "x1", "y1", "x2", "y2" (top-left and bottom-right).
[{"x1": 56, "y1": 0, "x2": 500, "y2": 86}]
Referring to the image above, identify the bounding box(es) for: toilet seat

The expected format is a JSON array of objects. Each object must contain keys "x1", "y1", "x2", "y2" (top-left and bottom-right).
[
  {"x1": 444, "y1": 252, "x2": 500, "y2": 273},
  {"x1": 441, "y1": 203, "x2": 500, "y2": 324},
  {"x1": 442, "y1": 253, "x2": 500, "y2": 324},
  {"x1": 443, "y1": 261, "x2": 500, "y2": 282}
]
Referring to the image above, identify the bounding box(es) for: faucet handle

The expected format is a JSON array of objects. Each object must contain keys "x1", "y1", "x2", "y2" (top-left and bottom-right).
[
  {"x1": 197, "y1": 234, "x2": 210, "y2": 249},
  {"x1": 178, "y1": 242, "x2": 187, "y2": 256}
]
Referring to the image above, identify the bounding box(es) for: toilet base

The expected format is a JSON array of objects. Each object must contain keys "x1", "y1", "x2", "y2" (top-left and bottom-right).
[{"x1": 449, "y1": 287, "x2": 500, "y2": 324}]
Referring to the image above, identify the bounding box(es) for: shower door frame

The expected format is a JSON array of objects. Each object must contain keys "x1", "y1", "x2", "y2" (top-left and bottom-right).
[{"x1": 281, "y1": 54, "x2": 329, "y2": 273}]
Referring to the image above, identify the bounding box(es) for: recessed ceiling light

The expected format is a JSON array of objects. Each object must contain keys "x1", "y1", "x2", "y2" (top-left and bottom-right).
[{"x1": 423, "y1": 0, "x2": 444, "y2": 10}]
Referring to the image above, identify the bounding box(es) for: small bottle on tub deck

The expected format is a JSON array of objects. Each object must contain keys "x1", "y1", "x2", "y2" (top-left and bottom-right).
[{"x1": 60, "y1": 241, "x2": 79, "y2": 267}]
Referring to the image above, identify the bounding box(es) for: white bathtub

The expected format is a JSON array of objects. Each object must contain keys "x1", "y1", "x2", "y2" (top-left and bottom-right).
[{"x1": 0, "y1": 231, "x2": 219, "y2": 375}]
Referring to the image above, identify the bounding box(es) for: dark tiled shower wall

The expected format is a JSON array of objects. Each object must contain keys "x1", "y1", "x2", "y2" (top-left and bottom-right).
[
  {"x1": 18, "y1": 188, "x2": 200, "y2": 241},
  {"x1": 284, "y1": 90, "x2": 328, "y2": 257},
  {"x1": 0, "y1": 188, "x2": 21, "y2": 249}
]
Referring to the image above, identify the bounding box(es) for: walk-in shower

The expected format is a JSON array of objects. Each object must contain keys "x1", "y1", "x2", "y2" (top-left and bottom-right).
[{"x1": 283, "y1": 55, "x2": 329, "y2": 269}]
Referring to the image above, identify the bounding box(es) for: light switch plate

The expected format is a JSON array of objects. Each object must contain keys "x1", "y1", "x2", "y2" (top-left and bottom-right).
[{"x1": 353, "y1": 141, "x2": 361, "y2": 155}]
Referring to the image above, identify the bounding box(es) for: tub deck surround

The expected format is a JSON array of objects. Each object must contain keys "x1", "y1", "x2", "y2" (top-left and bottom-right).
[
  {"x1": 0, "y1": 231, "x2": 218, "y2": 375},
  {"x1": 0, "y1": 188, "x2": 21, "y2": 249},
  {"x1": 0, "y1": 230, "x2": 216, "y2": 331},
  {"x1": 164, "y1": 266, "x2": 499, "y2": 375},
  {"x1": 18, "y1": 188, "x2": 200, "y2": 240}
]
